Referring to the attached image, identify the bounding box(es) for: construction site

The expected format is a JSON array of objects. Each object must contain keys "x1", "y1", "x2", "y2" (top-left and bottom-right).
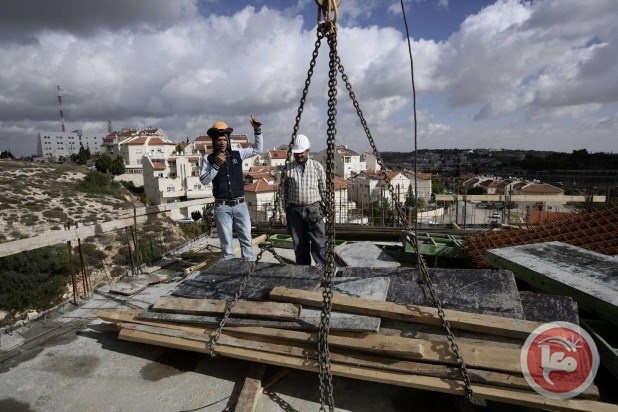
[
  {"x1": 0, "y1": 195, "x2": 616, "y2": 411},
  {"x1": 1, "y1": 1, "x2": 617, "y2": 411}
]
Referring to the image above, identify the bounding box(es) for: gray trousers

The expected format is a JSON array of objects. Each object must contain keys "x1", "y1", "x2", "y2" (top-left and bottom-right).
[{"x1": 286, "y1": 203, "x2": 327, "y2": 266}]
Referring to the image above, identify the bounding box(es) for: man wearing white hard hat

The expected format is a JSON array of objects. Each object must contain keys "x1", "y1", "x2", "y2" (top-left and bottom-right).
[
  {"x1": 199, "y1": 115, "x2": 263, "y2": 261},
  {"x1": 280, "y1": 134, "x2": 327, "y2": 266}
]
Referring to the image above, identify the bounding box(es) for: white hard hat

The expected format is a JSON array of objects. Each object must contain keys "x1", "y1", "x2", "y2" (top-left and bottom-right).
[{"x1": 292, "y1": 134, "x2": 310, "y2": 153}]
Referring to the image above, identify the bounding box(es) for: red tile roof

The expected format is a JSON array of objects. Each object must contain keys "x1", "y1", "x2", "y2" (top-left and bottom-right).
[
  {"x1": 527, "y1": 210, "x2": 569, "y2": 224},
  {"x1": 268, "y1": 150, "x2": 287, "y2": 159},
  {"x1": 244, "y1": 179, "x2": 279, "y2": 193},
  {"x1": 521, "y1": 183, "x2": 563, "y2": 194}
]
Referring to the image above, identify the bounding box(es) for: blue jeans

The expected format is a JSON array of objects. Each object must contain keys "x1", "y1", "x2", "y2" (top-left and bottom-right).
[
  {"x1": 214, "y1": 202, "x2": 254, "y2": 261},
  {"x1": 286, "y1": 204, "x2": 327, "y2": 266}
]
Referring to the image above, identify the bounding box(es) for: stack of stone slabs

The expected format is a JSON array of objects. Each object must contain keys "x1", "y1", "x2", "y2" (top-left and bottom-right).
[
  {"x1": 138, "y1": 260, "x2": 388, "y2": 331},
  {"x1": 137, "y1": 258, "x2": 535, "y2": 334}
]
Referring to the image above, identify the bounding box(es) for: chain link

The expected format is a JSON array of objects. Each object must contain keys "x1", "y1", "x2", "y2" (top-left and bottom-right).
[
  {"x1": 336, "y1": 53, "x2": 474, "y2": 403},
  {"x1": 209, "y1": 21, "x2": 329, "y2": 361},
  {"x1": 316, "y1": 22, "x2": 338, "y2": 412},
  {"x1": 208, "y1": 4, "x2": 473, "y2": 404},
  {"x1": 209, "y1": 251, "x2": 265, "y2": 357}
]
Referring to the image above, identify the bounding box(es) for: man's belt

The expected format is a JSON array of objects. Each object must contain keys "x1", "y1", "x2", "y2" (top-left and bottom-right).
[{"x1": 216, "y1": 197, "x2": 245, "y2": 206}]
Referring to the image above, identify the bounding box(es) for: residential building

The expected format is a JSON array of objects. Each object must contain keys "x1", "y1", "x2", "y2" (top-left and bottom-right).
[
  {"x1": 515, "y1": 183, "x2": 564, "y2": 212},
  {"x1": 99, "y1": 128, "x2": 175, "y2": 185},
  {"x1": 402, "y1": 171, "x2": 433, "y2": 201},
  {"x1": 314, "y1": 145, "x2": 366, "y2": 179},
  {"x1": 479, "y1": 179, "x2": 500, "y2": 195},
  {"x1": 36, "y1": 130, "x2": 103, "y2": 159},
  {"x1": 142, "y1": 154, "x2": 212, "y2": 219},
  {"x1": 244, "y1": 178, "x2": 280, "y2": 223},
  {"x1": 348, "y1": 170, "x2": 410, "y2": 209},
  {"x1": 264, "y1": 149, "x2": 287, "y2": 168},
  {"x1": 361, "y1": 152, "x2": 381, "y2": 171}
]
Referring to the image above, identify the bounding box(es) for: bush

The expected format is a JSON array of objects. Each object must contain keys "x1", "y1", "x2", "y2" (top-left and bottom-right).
[
  {"x1": 0, "y1": 246, "x2": 71, "y2": 317},
  {"x1": 76, "y1": 171, "x2": 123, "y2": 195}
]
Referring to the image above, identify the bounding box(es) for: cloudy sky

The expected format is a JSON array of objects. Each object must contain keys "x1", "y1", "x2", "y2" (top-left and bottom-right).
[{"x1": 1, "y1": 0, "x2": 616, "y2": 157}]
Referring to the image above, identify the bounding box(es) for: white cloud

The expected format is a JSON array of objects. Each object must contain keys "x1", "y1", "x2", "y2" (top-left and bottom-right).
[{"x1": 0, "y1": 0, "x2": 617, "y2": 156}]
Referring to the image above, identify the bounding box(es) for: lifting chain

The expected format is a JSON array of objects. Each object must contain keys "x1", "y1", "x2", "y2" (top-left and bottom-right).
[
  {"x1": 210, "y1": 5, "x2": 330, "y2": 364},
  {"x1": 336, "y1": 50, "x2": 474, "y2": 403},
  {"x1": 209, "y1": 254, "x2": 264, "y2": 357},
  {"x1": 316, "y1": 22, "x2": 339, "y2": 412},
  {"x1": 207, "y1": 33, "x2": 331, "y2": 360},
  {"x1": 236, "y1": 0, "x2": 473, "y2": 405}
]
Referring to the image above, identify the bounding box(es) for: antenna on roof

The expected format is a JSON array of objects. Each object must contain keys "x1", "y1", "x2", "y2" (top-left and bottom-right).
[
  {"x1": 108, "y1": 120, "x2": 113, "y2": 133},
  {"x1": 57, "y1": 85, "x2": 65, "y2": 133}
]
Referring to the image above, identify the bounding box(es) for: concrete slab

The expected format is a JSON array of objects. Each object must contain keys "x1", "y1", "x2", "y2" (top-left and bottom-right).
[{"x1": 487, "y1": 241, "x2": 618, "y2": 325}]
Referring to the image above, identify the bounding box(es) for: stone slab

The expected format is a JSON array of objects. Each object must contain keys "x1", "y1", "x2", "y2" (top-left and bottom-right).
[
  {"x1": 170, "y1": 260, "x2": 322, "y2": 301},
  {"x1": 519, "y1": 291, "x2": 579, "y2": 324},
  {"x1": 335, "y1": 241, "x2": 400, "y2": 268},
  {"x1": 343, "y1": 267, "x2": 525, "y2": 319}
]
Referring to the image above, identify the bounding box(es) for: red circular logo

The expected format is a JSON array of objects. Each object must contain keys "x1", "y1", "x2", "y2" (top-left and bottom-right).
[{"x1": 521, "y1": 322, "x2": 599, "y2": 399}]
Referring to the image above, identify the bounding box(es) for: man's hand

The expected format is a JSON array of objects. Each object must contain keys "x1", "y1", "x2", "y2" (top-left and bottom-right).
[
  {"x1": 214, "y1": 152, "x2": 227, "y2": 166},
  {"x1": 250, "y1": 114, "x2": 262, "y2": 131}
]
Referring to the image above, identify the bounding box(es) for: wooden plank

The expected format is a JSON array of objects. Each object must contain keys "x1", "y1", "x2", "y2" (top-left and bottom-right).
[
  {"x1": 111, "y1": 309, "x2": 519, "y2": 373},
  {"x1": 234, "y1": 363, "x2": 265, "y2": 412},
  {"x1": 100, "y1": 311, "x2": 597, "y2": 399},
  {"x1": 0, "y1": 216, "x2": 147, "y2": 258},
  {"x1": 151, "y1": 296, "x2": 300, "y2": 320},
  {"x1": 119, "y1": 321, "x2": 424, "y2": 361},
  {"x1": 119, "y1": 328, "x2": 616, "y2": 412},
  {"x1": 182, "y1": 256, "x2": 220, "y2": 276},
  {"x1": 486, "y1": 241, "x2": 618, "y2": 326},
  {"x1": 269, "y1": 286, "x2": 542, "y2": 339},
  {"x1": 117, "y1": 198, "x2": 213, "y2": 219}
]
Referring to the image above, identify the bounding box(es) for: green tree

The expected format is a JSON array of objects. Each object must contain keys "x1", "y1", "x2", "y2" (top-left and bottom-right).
[
  {"x1": 77, "y1": 145, "x2": 90, "y2": 165},
  {"x1": 95, "y1": 153, "x2": 113, "y2": 173},
  {"x1": 405, "y1": 186, "x2": 426, "y2": 208},
  {"x1": 431, "y1": 180, "x2": 444, "y2": 195},
  {"x1": 467, "y1": 186, "x2": 485, "y2": 195},
  {"x1": 109, "y1": 156, "x2": 126, "y2": 176},
  {"x1": 76, "y1": 171, "x2": 122, "y2": 195}
]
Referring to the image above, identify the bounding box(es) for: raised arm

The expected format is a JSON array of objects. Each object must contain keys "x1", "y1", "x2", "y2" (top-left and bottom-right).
[{"x1": 239, "y1": 114, "x2": 263, "y2": 160}]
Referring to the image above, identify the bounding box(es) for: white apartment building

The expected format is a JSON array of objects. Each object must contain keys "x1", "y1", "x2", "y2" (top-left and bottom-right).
[
  {"x1": 264, "y1": 149, "x2": 287, "y2": 168},
  {"x1": 142, "y1": 155, "x2": 213, "y2": 219},
  {"x1": 402, "y1": 171, "x2": 433, "y2": 201},
  {"x1": 101, "y1": 128, "x2": 176, "y2": 186},
  {"x1": 245, "y1": 178, "x2": 279, "y2": 223},
  {"x1": 348, "y1": 170, "x2": 411, "y2": 208},
  {"x1": 36, "y1": 130, "x2": 104, "y2": 159},
  {"x1": 361, "y1": 152, "x2": 381, "y2": 171},
  {"x1": 314, "y1": 145, "x2": 366, "y2": 179}
]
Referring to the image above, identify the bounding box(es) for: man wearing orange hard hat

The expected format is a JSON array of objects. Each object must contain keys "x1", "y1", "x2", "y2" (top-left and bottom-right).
[{"x1": 199, "y1": 115, "x2": 263, "y2": 261}]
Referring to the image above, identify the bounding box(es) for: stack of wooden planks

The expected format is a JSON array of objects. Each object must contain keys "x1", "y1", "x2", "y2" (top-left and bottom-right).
[{"x1": 98, "y1": 280, "x2": 617, "y2": 412}]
